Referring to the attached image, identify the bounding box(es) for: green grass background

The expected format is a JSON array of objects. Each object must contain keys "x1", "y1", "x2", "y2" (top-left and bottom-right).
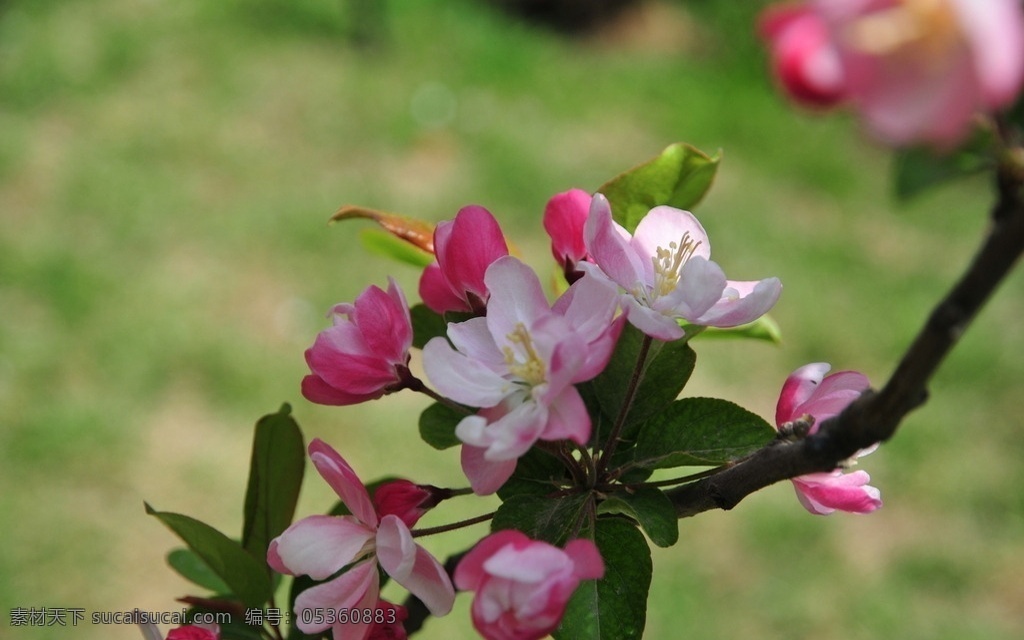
[{"x1": 2, "y1": 1, "x2": 1023, "y2": 638}]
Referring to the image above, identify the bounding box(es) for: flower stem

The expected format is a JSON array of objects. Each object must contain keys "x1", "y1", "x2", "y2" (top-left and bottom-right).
[
  {"x1": 596, "y1": 333, "x2": 655, "y2": 477},
  {"x1": 410, "y1": 511, "x2": 495, "y2": 538}
]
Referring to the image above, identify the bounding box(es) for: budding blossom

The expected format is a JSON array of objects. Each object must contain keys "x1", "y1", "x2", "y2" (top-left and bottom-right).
[
  {"x1": 422, "y1": 256, "x2": 623, "y2": 494},
  {"x1": 454, "y1": 531, "x2": 605, "y2": 640},
  {"x1": 373, "y1": 479, "x2": 443, "y2": 528},
  {"x1": 776, "y1": 363, "x2": 883, "y2": 515},
  {"x1": 302, "y1": 279, "x2": 413, "y2": 406},
  {"x1": 268, "y1": 439, "x2": 454, "y2": 640},
  {"x1": 760, "y1": 0, "x2": 1024, "y2": 148},
  {"x1": 582, "y1": 194, "x2": 781, "y2": 341},
  {"x1": 419, "y1": 205, "x2": 510, "y2": 314},
  {"x1": 543, "y1": 188, "x2": 592, "y2": 281}
]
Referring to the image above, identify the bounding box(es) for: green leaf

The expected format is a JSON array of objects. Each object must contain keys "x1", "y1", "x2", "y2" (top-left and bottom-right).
[
  {"x1": 588, "y1": 325, "x2": 697, "y2": 444},
  {"x1": 554, "y1": 519, "x2": 652, "y2": 640},
  {"x1": 892, "y1": 136, "x2": 992, "y2": 201},
  {"x1": 694, "y1": 314, "x2": 782, "y2": 344},
  {"x1": 242, "y1": 404, "x2": 305, "y2": 572},
  {"x1": 491, "y1": 493, "x2": 592, "y2": 546},
  {"x1": 167, "y1": 547, "x2": 231, "y2": 593},
  {"x1": 634, "y1": 397, "x2": 775, "y2": 469},
  {"x1": 598, "y1": 487, "x2": 678, "y2": 548},
  {"x1": 418, "y1": 401, "x2": 464, "y2": 450},
  {"x1": 410, "y1": 304, "x2": 447, "y2": 350},
  {"x1": 146, "y1": 503, "x2": 274, "y2": 607},
  {"x1": 497, "y1": 447, "x2": 572, "y2": 500},
  {"x1": 359, "y1": 228, "x2": 435, "y2": 268},
  {"x1": 598, "y1": 143, "x2": 721, "y2": 233}
]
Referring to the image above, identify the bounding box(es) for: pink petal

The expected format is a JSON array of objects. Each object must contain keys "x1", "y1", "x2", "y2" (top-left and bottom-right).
[
  {"x1": 377, "y1": 515, "x2": 455, "y2": 616},
  {"x1": 760, "y1": 4, "x2": 846, "y2": 106},
  {"x1": 308, "y1": 439, "x2": 379, "y2": 528},
  {"x1": 584, "y1": 195, "x2": 647, "y2": 292},
  {"x1": 422, "y1": 337, "x2": 511, "y2": 407},
  {"x1": 620, "y1": 296, "x2": 686, "y2": 341},
  {"x1": 270, "y1": 515, "x2": 375, "y2": 580},
  {"x1": 482, "y1": 543, "x2": 574, "y2": 583},
  {"x1": 294, "y1": 559, "x2": 378, "y2": 634},
  {"x1": 438, "y1": 205, "x2": 509, "y2": 304},
  {"x1": 419, "y1": 262, "x2": 470, "y2": 314},
  {"x1": 539, "y1": 386, "x2": 590, "y2": 445},
  {"x1": 305, "y1": 327, "x2": 399, "y2": 395},
  {"x1": 564, "y1": 539, "x2": 605, "y2": 581},
  {"x1": 301, "y1": 374, "x2": 383, "y2": 406},
  {"x1": 352, "y1": 283, "x2": 412, "y2": 363},
  {"x1": 454, "y1": 530, "x2": 531, "y2": 590},
  {"x1": 484, "y1": 257, "x2": 552, "y2": 345},
  {"x1": 693, "y1": 277, "x2": 782, "y2": 328},
  {"x1": 775, "y1": 362, "x2": 832, "y2": 426},
  {"x1": 658, "y1": 256, "x2": 727, "y2": 321},
  {"x1": 630, "y1": 206, "x2": 711, "y2": 265},
  {"x1": 951, "y1": 0, "x2": 1024, "y2": 107},
  {"x1": 793, "y1": 470, "x2": 882, "y2": 515},
  {"x1": 460, "y1": 442, "x2": 517, "y2": 496}
]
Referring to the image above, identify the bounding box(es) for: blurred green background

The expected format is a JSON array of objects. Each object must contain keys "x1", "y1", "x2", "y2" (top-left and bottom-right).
[{"x1": 2, "y1": 1, "x2": 1023, "y2": 638}]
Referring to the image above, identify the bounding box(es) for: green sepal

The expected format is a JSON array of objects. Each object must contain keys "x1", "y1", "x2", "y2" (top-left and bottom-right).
[
  {"x1": 597, "y1": 143, "x2": 721, "y2": 233},
  {"x1": 242, "y1": 404, "x2": 305, "y2": 572},
  {"x1": 634, "y1": 397, "x2": 775, "y2": 469},
  {"x1": 597, "y1": 487, "x2": 678, "y2": 548},
  {"x1": 409, "y1": 303, "x2": 473, "y2": 350},
  {"x1": 692, "y1": 314, "x2": 782, "y2": 344},
  {"x1": 491, "y1": 492, "x2": 592, "y2": 546},
  {"x1": 359, "y1": 227, "x2": 434, "y2": 268},
  {"x1": 167, "y1": 547, "x2": 231, "y2": 594},
  {"x1": 418, "y1": 401, "x2": 464, "y2": 450},
  {"x1": 145, "y1": 503, "x2": 274, "y2": 608},
  {"x1": 553, "y1": 518, "x2": 652, "y2": 640}
]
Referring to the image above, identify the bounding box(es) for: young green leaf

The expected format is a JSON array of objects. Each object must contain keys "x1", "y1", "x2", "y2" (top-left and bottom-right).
[
  {"x1": 167, "y1": 548, "x2": 231, "y2": 594},
  {"x1": 242, "y1": 404, "x2": 305, "y2": 572},
  {"x1": 893, "y1": 137, "x2": 992, "y2": 202},
  {"x1": 598, "y1": 487, "x2": 679, "y2": 548},
  {"x1": 418, "y1": 401, "x2": 464, "y2": 450},
  {"x1": 634, "y1": 397, "x2": 775, "y2": 469},
  {"x1": 359, "y1": 228, "x2": 435, "y2": 268},
  {"x1": 597, "y1": 143, "x2": 721, "y2": 233},
  {"x1": 145, "y1": 503, "x2": 273, "y2": 608},
  {"x1": 491, "y1": 493, "x2": 592, "y2": 546},
  {"x1": 554, "y1": 518, "x2": 652, "y2": 640},
  {"x1": 693, "y1": 314, "x2": 782, "y2": 344}
]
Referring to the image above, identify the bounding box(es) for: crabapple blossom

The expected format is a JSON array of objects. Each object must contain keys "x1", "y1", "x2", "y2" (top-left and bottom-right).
[
  {"x1": 165, "y1": 627, "x2": 219, "y2": 640},
  {"x1": 582, "y1": 194, "x2": 781, "y2": 341},
  {"x1": 302, "y1": 278, "x2": 413, "y2": 406},
  {"x1": 267, "y1": 439, "x2": 454, "y2": 640},
  {"x1": 776, "y1": 362, "x2": 882, "y2": 515},
  {"x1": 419, "y1": 205, "x2": 509, "y2": 314},
  {"x1": 373, "y1": 480, "x2": 443, "y2": 529},
  {"x1": 760, "y1": 0, "x2": 1024, "y2": 147},
  {"x1": 422, "y1": 256, "x2": 623, "y2": 494},
  {"x1": 454, "y1": 531, "x2": 604, "y2": 640}
]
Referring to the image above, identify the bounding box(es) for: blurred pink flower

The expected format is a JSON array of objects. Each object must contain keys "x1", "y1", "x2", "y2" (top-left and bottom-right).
[
  {"x1": 419, "y1": 205, "x2": 509, "y2": 314},
  {"x1": 776, "y1": 362, "x2": 882, "y2": 515},
  {"x1": 165, "y1": 627, "x2": 218, "y2": 640},
  {"x1": 454, "y1": 531, "x2": 604, "y2": 640},
  {"x1": 761, "y1": 0, "x2": 1024, "y2": 147},
  {"x1": 268, "y1": 439, "x2": 454, "y2": 640},
  {"x1": 422, "y1": 256, "x2": 622, "y2": 494},
  {"x1": 367, "y1": 600, "x2": 409, "y2": 640},
  {"x1": 302, "y1": 278, "x2": 413, "y2": 406},
  {"x1": 582, "y1": 194, "x2": 781, "y2": 341}
]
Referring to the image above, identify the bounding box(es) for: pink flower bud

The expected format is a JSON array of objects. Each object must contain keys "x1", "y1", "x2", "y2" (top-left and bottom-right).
[
  {"x1": 454, "y1": 531, "x2": 604, "y2": 640},
  {"x1": 373, "y1": 480, "x2": 442, "y2": 528},
  {"x1": 543, "y1": 189, "x2": 592, "y2": 280},
  {"x1": 760, "y1": 5, "x2": 846, "y2": 107},
  {"x1": 367, "y1": 600, "x2": 408, "y2": 640},
  {"x1": 166, "y1": 626, "x2": 218, "y2": 640}
]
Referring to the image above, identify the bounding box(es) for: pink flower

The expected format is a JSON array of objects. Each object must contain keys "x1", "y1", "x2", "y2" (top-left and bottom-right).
[
  {"x1": 422, "y1": 256, "x2": 623, "y2": 494},
  {"x1": 761, "y1": 0, "x2": 1024, "y2": 148},
  {"x1": 302, "y1": 278, "x2": 413, "y2": 406},
  {"x1": 165, "y1": 627, "x2": 218, "y2": 640},
  {"x1": 367, "y1": 600, "x2": 408, "y2": 640},
  {"x1": 454, "y1": 531, "x2": 604, "y2": 640},
  {"x1": 418, "y1": 205, "x2": 510, "y2": 314},
  {"x1": 582, "y1": 194, "x2": 781, "y2": 341},
  {"x1": 776, "y1": 362, "x2": 882, "y2": 515},
  {"x1": 543, "y1": 189, "x2": 592, "y2": 279},
  {"x1": 268, "y1": 439, "x2": 454, "y2": 640},
  {"x1": 373, "y1": 480, "x2": 443, "y2": 529}
]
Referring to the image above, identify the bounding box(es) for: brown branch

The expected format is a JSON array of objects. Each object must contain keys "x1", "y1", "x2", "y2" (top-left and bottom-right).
[{"x1": 667, "y1": 154, "x2": 1024, "y2": 518}]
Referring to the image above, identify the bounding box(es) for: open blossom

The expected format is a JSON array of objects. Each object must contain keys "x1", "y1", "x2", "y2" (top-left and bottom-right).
[
  {"x1": 302, "y1": 278, "x2": 413, "y2": 406},
  {"x1": 760, "y1": 0, "x2": 1024, "y2": 147},
  {"x1": 422, "y1": 256, "x2": 623, "y2": 494},
  {"x1": 268, "y1": 439, "x2": 454, "y2": 640},
  {"x1": 543, "y1": 188, "x2": 592, "y2": 279},
  {"x1": 419, "y1": 205, "x2": 509, "y2": 314},
  {"x1": 454, "y1": 531, "x2": 604, "y2": 640},
  {"x1": 582, "y1": 194, "x2": 781, "y2": 341},
  {"x1": 776, "y1": 363, "x2": 882, "y2": 515}
]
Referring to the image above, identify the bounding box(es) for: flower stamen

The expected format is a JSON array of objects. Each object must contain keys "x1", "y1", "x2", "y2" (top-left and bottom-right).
[
  {"x1": 652, "y1": 232, "x2": 702, "y2": 297},
  {"x1": 502, "y1": 323, "x2": 547, "y2": 386}
]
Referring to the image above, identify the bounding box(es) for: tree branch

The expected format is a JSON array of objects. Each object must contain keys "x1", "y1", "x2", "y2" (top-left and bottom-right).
[{"x1": 668, "y1": 155, "x2": 1024, "y2": 518}]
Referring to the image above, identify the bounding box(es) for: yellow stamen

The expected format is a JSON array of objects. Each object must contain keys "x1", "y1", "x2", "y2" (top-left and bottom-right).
[
  {"x1": 846, "y1": 0, "x2": 961, "y2": 60},
  {"x1": 502, "y1": 323, "x2": 547, "y2": 387},
  {"x1": 652, "y1": 233, "x2": 702, "y2": 298}
]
